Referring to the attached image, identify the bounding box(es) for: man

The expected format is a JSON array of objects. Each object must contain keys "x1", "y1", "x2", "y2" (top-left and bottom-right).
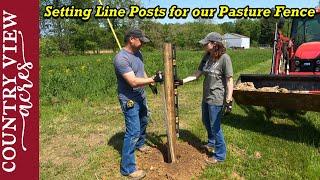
[{"x1": 113, "y1": 28, "x2": 163, "y2": 179}]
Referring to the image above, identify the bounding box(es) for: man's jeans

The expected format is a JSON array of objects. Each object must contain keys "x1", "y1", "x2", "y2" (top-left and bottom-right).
[
  {"x1": 119, "y1": 98, "x2": 148, "y2": 175},
  {"x1": 202, "y1": 102, "x2": 226, "y2": 161}
]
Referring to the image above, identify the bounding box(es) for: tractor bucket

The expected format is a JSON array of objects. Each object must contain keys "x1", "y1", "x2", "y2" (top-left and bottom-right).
[{"x1": 233, "y1": 74, "x2": 320, "y2": 112}]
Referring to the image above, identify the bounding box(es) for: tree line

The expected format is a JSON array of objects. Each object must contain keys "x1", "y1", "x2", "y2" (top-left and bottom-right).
[{"x1": 40, "y1": 0, "x2": 291, "y2": 57}]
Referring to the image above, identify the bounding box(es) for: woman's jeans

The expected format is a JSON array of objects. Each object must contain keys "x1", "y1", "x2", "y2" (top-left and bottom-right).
[
  {"x1": 119, "y1": 98, "x2": 148, "y2": 175},
  {"x1": 202, "y1": 101, "x2": 226, "y2": 161}
]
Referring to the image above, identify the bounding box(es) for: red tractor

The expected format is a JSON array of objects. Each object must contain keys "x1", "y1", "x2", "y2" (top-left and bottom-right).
[
  {"x1": 273, "y1": 7, "x2": 320, "y2": 76},
  {"x1": 233, "y1": 7, "x2": 320, "y2": 112}
]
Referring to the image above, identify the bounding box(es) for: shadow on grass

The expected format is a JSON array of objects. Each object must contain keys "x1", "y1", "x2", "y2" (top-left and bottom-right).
[
  {"x1": 108, "y1": 130, "x2": 210, "y2": 162},
  {"x1": 179, "y1": 129, "x2": 211, "y2": 156},
  {"x1": 108, "y1": 132, "x2": 170, "y2": 162},
  {"x1": 147, "y1": 130, "x2": 212, "y2": 161},
  {"x1": 107, "y1": 132, "x2": 123, "y2": 155},
  {"x1": 223, "y1": 104, "x2": 320, "y2": 148},
  {"x1": 107, "y1": 132, "x2": 169, "y2": 158}
]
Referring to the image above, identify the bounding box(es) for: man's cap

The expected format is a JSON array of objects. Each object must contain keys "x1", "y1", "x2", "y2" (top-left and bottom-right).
[
  {"x1": 199, "y1": 32, "x2": 223, "y2": 45},
  {"x1": 125, "y1": 29, "x2": 150, "y2": 43}
]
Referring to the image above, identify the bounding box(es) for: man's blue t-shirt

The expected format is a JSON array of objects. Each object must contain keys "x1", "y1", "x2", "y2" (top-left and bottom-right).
[{"x1": 113, "y1": 49, "x2": 146, "y2": 102}]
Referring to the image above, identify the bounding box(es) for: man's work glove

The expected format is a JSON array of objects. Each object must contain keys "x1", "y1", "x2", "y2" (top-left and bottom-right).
[
  {"x1": 153, "y1": 71, "x2": 164, "y2": 83},
  {"x1": 149, "y1": 83, "x2": 158, "y2": 95},
  {"x1": 223, "y1": 100, "x2": 233, "y2": 115},
  {"x1": 174, "y1": 78, "x2": 183, "y2": 86}
]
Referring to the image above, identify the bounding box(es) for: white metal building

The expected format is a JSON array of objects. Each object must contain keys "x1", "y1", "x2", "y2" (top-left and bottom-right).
[{"x1": 223, "y1": 33, "x2": 250, "y2": 49}]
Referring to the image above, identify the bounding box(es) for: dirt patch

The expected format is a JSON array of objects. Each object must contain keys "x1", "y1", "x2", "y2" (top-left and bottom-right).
[
  {"x1": 229, "y1": 144, "x2": 246, "y2": 157},
  {"x1": 231, "y1": 171, "x2": 245, "y2": 180},
  {"x1": 41, "y1": 135, "x2": 85, "y2": 166},
  {"x1": 94, "y1": 105, "x2": 122, "y2": 116},
  {"x1": 254, "y1": 151, "x2": 262, "y2": 159},
  {"x1": 136, "y1": 141, "x2": 208, "y2": 180},
  {"x1": 41, "y1": 133, "x2": 105, "y2": 167}
]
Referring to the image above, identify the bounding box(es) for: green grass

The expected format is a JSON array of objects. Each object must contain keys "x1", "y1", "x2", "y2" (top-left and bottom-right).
[
  {"x1": 40, "y1": 48, "x2": 271, "y2": 105},
  {"x1": 40, "y1": 48, "x2": 320, "y2": 179}
]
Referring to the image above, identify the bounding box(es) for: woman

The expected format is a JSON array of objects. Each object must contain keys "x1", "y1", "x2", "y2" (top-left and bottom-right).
[{"x1": 182, "y1": 32, "x2": 233, "y2": 163}]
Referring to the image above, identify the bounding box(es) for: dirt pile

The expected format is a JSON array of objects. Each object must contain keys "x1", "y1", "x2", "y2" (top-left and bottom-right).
[
  {"x1": 235, "y1": 82, "x2": 290, "y2": 93},
  {"x1": 257, "y1": 86, "x2": 289, "y2": 93},
  {"x1": 234, "y1": 82, "x2": 256, "y2": 91},
  {"x1": 136, "y1": 141, "x2": 208, "y2": 180}
]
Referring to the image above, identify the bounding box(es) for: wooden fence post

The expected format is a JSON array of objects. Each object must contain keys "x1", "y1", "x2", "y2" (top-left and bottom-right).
[{"x1": 163, "y1": 43, "x2": 177, "y2": 163}]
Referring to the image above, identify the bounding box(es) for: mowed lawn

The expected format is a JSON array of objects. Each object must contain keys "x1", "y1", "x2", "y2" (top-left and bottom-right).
[{"x1": 40, "y1": 48, "x2": 320, "y2": 179}]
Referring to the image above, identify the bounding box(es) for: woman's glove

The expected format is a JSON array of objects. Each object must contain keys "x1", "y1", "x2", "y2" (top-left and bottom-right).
[
  {"x1": 223, "y1": 100, "x2": 233, "y2": 115},
  {"x1": 174, "y1": 78, "x2": 183, "y2": 86}
]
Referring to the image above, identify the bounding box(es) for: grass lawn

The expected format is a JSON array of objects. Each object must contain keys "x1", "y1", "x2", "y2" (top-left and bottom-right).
[{"x1": 40, "y1": 48, "x2": 320, "y2": 179}]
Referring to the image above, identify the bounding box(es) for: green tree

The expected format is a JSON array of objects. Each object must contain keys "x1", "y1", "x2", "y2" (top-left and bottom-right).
[
  {"x1": 259, "y1": 9, "x2": 278, "y2": 46},
  {"x1": 40, "y1": 0, "x2": 136, "y2": 56},
  {"x1": 40, "y1": 37, "x2": 61, "y2": 57},
  {"x1": 220, "y1": 22, "x2": 235, "y2": 33}
]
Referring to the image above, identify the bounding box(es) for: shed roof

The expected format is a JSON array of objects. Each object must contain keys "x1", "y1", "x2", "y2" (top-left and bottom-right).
[{"x1": 224, "y1": 33, "x2": 249, "y2": 39}]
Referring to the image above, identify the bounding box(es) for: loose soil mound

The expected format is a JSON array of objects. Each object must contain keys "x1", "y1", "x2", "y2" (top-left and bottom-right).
[
  {"x1": 234, "y1": 82, "x2": 256, "y2": 91},
  {"x1": 136, "y1": 141, "x2": 208, "y2": 180},
  {"x1": 235, "y1": 82, "x2": 290, "y2": 93}
]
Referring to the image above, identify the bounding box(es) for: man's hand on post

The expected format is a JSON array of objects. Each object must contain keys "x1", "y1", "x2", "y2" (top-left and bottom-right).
[{"x1": 153, "y1": 71, "x2": 164, "y2": 83}]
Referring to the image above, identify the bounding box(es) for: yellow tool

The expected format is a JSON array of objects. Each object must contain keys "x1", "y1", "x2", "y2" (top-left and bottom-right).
[{"x1": 97, "y1": 0, "x2": 121, "y2": 50}]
